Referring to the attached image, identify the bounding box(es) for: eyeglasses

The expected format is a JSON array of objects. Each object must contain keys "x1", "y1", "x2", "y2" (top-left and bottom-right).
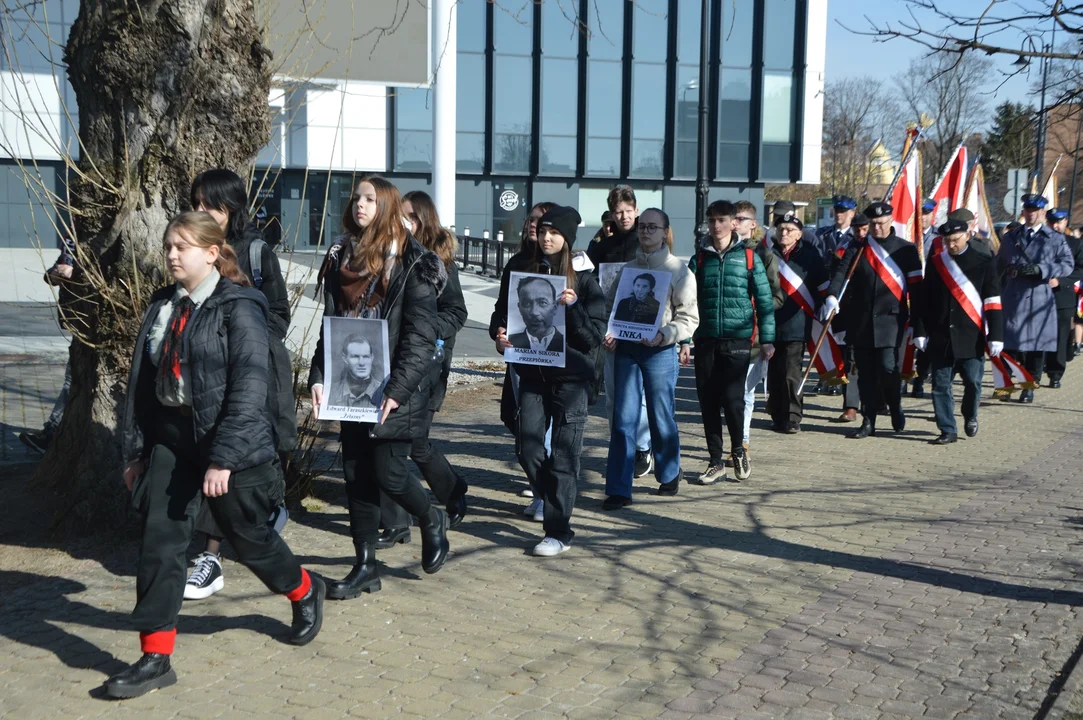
[
  {"x1": 735, "y1": 216, "x2": 755, "y2": 223},
  {"x1": 639, "y1": 223, "x2": 664, "y2": 233}
]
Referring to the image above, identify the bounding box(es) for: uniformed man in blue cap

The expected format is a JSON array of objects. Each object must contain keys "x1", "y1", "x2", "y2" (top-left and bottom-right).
[
  {"x1": 996, "y1": 193, "x2": 1075, "y2": 401},
  {"x1": 816, "y1": 195, "x2": 858, "y2": 261},
  {"x1": 920, "y1": 198, "x2": 937, "y2": 249},
  {"x1": 1044, "y1": 207, "x2": 1083, "y2": 386}
]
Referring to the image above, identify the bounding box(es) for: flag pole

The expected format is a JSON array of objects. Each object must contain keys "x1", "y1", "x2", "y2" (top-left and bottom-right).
[{"x1": 797, "y1": 251, "x2": 863, "y2": 396}]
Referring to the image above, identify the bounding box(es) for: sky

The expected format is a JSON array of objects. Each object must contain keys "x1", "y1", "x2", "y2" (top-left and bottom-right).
[{"x1": 825, "y1": 0, "x2": 1052, "y2": 131}]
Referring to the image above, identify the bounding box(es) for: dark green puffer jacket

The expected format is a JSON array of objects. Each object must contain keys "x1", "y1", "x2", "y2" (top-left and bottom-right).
[{"x1": 688, "y1": 236, "x2": 776, "y2": 343}]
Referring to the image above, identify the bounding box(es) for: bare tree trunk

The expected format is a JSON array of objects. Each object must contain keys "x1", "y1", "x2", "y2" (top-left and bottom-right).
[{"x1": 36, "y1": 0, "x2": 271, "y2": 535}]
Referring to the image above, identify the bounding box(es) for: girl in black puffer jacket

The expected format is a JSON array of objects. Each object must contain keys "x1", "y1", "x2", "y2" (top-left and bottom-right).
[
  {"x1": 110, "y1": 212, "x2": 322, "y2": 700},
  {"x1": 373, "y1": 190, "x2": 470, "y2": 549},
  {"x1": 494, "y1": 206, "x2": 607, "y2": 556},
  {"x1": 309, "y1": 176, "x2": 450, "y2": 600}
]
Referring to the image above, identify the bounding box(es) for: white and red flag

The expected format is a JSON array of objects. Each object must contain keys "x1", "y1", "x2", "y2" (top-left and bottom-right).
[
  {"x1": 963, "y1": 162, "x2": 999, "y2": 252},
  {"x1": 890, "y1": 128, "x2": 922, "y2": 247},
  {"x1": 928, "y1": 142, "x2": 968, "y2": 227}
]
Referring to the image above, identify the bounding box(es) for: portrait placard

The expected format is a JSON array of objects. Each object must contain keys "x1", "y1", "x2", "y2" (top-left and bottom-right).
[
  {"x1": 598, "y1": 262, "x2": 623, "y2": 297},
  {"x1": 504, "y1": 272, "x2": 567, "y2": 368},
  {"x1": 606, "y1": 267, "x2": 671, "y2": 342},
  {"x1": 320, "y1": 316, "x2": 391, "y2": 423}
]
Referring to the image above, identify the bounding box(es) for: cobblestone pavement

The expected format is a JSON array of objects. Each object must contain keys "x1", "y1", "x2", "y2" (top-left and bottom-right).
[{"x1": 3, "y1": 361, "x2": 1083, "y2": 719}]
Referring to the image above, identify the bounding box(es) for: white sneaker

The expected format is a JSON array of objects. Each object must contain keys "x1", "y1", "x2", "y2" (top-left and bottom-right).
[
  {"x1": 524, "y1": 498, "x2": 542, "y2": 518},
  {"x1": 184, "y1": 552, "x2": 224, "y2": 600},
  {"x1": 533, "y1": 537, "x2": 569, "y2": 557},
  {"x1": 519, "y1": 487, "x2": 534, "y2": 498}
]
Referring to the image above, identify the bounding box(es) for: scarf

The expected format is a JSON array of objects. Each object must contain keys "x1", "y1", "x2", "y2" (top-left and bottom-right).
[
  {"x1": 316, "y1": 237, "x2": 399, "y2": 317},
  {"x1": 155, "y1": 296, "x2": 193, "y2": 401}
]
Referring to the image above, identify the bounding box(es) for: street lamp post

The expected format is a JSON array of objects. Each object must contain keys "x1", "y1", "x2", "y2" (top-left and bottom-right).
[{"x1": 694, "y1": 0, "x2": 711, "y2": 240}]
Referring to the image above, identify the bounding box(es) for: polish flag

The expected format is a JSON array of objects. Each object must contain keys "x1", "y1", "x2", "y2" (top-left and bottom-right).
[
  {"x1": 928, "y1": 143, "x2": 968, "y2": 228},
  {"x1": 890, "y1": 131, "x2": 921, "y2": 246},
  {"x1": 963, "y1": 162, "x2": 1000, "y2": 252}
]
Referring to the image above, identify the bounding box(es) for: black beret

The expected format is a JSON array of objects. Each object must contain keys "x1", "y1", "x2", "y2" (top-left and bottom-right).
[
  {"x1": 863, "y1": 201, "x2": 893, "y2": 219},
  {"x1": 851, "y1": 212, "x2": 869, "y2": 226},
  {"x1": 939, "y1": 218, "x2": 969, "y2": 236},
  {"x1": 775, "y1": 211, "x2": 803, "y2": 229},
  {"x1": 772, "y1": 200, "x2": 796, "y2": 216},
  {"x1": 947, "y1": 208, "x2": 975, "y2": 223}
]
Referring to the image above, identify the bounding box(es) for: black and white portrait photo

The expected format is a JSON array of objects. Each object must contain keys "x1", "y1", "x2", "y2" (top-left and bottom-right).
[
  {"x1": 598, "y1": 262, "x2": 623, "y2": 298},
  {"x1": 504, "y1": 272, "x2": 567, "y2": 368},
  {"x1": 607, "y1": 267, "x2": 671, "y2": 342},
  {"x1": 320, "y1": 316, "x2": 391, "y2": 423}
]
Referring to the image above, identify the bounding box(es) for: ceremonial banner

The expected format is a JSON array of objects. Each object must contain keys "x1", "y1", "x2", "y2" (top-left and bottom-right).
[
  {"x1": 607, "y1": 268, "x2": 671, "y2": 342},
  {"x1": 776, "y1": 258, "x2": 846, "y2": 383},
  {"x1": 890, "y1": 129, "x2": 922, "y2": 248},
  {"x1": 504, "y1": 272, "x2": 567, "y2": 368},
  {"x1": 963, "y1": 162, "x2": 1000, "y2": 252},
  {"x1": 320, "y1": 316, "x2": 391, "y2": 423},
  {"x1": 928, "y1": 142, "x2": 968, "y2": 228}
]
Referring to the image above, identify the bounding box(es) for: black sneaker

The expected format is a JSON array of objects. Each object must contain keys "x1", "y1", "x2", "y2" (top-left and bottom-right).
[
  {"x1": 633, "y1": 450, "x2": 653, "y2": 478},
  {"x1": 183, "y1": 552, "x2": 224, "y2": 600},
  {"x1": 602, "y1": 495, "x2": 632, "y2": 510},
  {"x1": 19, "y1": 429, "x2": 50, "y2": 454}
]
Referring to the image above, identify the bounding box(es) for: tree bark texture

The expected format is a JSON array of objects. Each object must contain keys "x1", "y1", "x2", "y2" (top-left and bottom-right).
[{"x1": 38, "y1": 0, "x2": 271, "y2": 534}]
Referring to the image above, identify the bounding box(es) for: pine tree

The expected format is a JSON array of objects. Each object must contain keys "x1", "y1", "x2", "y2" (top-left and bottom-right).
[{"x1": 982, "y1": 103, "x2": 1037, "y2": 181}]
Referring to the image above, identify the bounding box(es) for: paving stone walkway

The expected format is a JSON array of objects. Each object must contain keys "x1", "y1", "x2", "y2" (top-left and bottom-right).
[{"x1": 2, "y1": 361, "x2": 1083, "y2": 719}]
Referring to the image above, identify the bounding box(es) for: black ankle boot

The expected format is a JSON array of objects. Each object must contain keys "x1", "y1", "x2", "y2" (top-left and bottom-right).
[
  {"x1": 446, "y1": 480, "x2": 468, "y2": 530},
  {"x1": 104, "y1": 653, "x2": 177, "y2": 699},
  {"x1": 327, "y1": 542, "x2": 381, "y2": 599},
  {"x1": 288, "y1": 574, "x2": 325, "y2": 645},
  {"x1": 419, "y1": 507, "x2": 450, "y2": 575},
  {"x1": 375, "y1": 526, "x2": 411, "y2": 549}
]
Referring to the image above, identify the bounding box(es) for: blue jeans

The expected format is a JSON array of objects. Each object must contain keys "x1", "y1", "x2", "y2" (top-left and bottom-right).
[
  {"x1": 604, "y1": 351, "x2": 651, "y2": 452},
  {"x1": 605, "y1": 344, "x2": 681, "y2": 498},
  {"x1": 930, "y1": 356, "x2": 984, "y2": 435}
]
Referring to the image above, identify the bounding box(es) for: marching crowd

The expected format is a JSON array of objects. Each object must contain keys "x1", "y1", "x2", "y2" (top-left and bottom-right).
[{"x1": 62, "y1": 170, "x2": 1078, "y2": 699}]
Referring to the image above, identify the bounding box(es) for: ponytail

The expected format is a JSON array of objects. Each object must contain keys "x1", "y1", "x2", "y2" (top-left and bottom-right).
[
  {"x1": 164, "y1": 211, "x2": 251, "y2": 287},
  {"x1": 216, "y1": 244, "x2": 251, "y2": 287}
]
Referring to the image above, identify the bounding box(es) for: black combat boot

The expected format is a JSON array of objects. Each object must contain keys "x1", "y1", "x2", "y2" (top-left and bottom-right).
[
  {"x1": 288, "y1": 574, "x2": 325, "y2": 645},
  {"x1": 327, "y1": 542, "x2": 381, "y2": 599},
  {"x1": 104, "y1": 653, "x2": 177, "y2": 699}
]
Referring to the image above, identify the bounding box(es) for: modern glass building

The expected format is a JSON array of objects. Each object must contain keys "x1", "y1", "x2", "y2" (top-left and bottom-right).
[{"x1": 0, "y1": 0, "x2": 827, "y2": 258}]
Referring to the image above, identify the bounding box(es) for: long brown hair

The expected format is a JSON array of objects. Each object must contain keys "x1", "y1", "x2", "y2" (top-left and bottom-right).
[
  {"x1": 164, "y1": 211, "x2": 249, "y2": 287},
  {"x1": 530, "y1": 227, "x2": 578, "y2": 288},
  {"x1": 403, "y1": 190, "x2": 457, "y2": 269},
  {"x1": 519, "y1": 201, "x2": 558, "y2": 252},
  {"x1": 341, "y1": 176, "x2": 407, "y2": 277}
]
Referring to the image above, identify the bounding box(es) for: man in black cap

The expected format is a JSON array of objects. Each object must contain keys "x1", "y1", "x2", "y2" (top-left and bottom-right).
[
  {"x1": 996, "y1": 193, "x2": 1074, "y2": 401},
  {"x1": 946, "y1": 208, "x2": 993, "y2": 256},
  {"x1": 1044, "y1": 208, "x2": 1083, "y2": 385},
  {"x1": 831, "y1": 212, "x2": 868, "y2": 419},
  {"x1": 769, "y1": 199, "x2": 819, "y2": 249},
  {"x1": 822, "y1": 201, "x2": 924, "y2": 438},
  {"x1": 919, "y1": 218, "x2": 1003, "y2": 444}
]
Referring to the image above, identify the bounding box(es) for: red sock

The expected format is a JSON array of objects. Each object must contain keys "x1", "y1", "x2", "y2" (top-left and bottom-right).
[
  {"x1": 285, "y1": 568, "x2": 311, "y2": 602},
  {"x1": 140, "y1": 629, "x2": 176, "y2": 655}
]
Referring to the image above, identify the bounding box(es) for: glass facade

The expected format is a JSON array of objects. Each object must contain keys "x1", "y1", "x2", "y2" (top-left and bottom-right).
[{"x1": 385, "y1": 0, "x2": 809, "y2": 186}]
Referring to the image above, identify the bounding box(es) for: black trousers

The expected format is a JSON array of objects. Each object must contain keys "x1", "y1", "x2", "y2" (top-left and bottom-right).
[
  {"x1": 694, "y1": 338, "x2": 751, "y2": 464},
  {"x1": 195, "y1": 456, "x2": 286, "y2": 539},
  {"x1": 840, "y1": 345, "x2": 861, "y2": 411},
  {"x1": 341, "y1": 421, "x2": 433, "y2": 548},
  {"x1": 853, "y1": 345, "x2": 901, "y2": 425},
  {"x1": 1045, "y1": 305, "x2": 1076, "y2": 381},
  {"x1": 766, "y1": 340, "x2": 805, "y2": 426},
  {"x1": 132, "y1": 409, "x2": 303, "y2": 634},
  {"x1": 517, "y1": 380, "x2": 588, "y2": 545},
  {"x1": 380, "y1": 409, "x2": 464, "y2": 530},
  {"x1": 1008, "y1": 350, "x2": 1046, "y2": 384}
]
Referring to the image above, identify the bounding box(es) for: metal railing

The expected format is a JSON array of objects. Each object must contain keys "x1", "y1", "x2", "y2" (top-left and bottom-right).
[{"x1": 454, "y1": 229, "x2": 513, "y2": 277}]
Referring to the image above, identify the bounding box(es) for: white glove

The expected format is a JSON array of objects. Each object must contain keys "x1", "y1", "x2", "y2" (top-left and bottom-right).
[
  {"x1": 989, "y1": 341, "x2": 1004, "y2": 358},
  {"x1": 913, "y1": 336, "x2": 928, "y2": 352},
  {"x1": 819, "y1": 295, "x2": 840, "y2": 321}
]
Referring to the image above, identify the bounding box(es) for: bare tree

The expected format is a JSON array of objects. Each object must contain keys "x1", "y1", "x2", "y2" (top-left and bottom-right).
[
  {"x1": 896, "y1": 52, "x2": 991, "y2": 189},
  {"x1": 821, "y1": 77, "x2": 899, "y2": 200},
  {"x1": 851, "y1": 2, "x2": 1083, "y2": 104}
]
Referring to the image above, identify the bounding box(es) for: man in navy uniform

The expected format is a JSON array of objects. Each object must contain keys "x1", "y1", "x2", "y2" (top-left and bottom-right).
[
  {"x1": 996, "y1": 193, "x2": 1074, "y2": 402},
  {"x1": 1044, "y1": 207, "x2": 1083, "y2": 387},
  {"x1": 919, "y1": 218, "x2": 1003, "y2": 444},
  {"x1": 920, "y1": 198, "x2": 937, "y2": 249},
  {"x1": 822, "y1": 202, "x2": 924, "y2": 438}
]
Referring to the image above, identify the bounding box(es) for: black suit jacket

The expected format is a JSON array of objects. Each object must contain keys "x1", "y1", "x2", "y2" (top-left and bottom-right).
[
  {"x1": 920, "y1": 244, "x2": 1003, "y2": 360},
  {"x1": 508, "y1": 329, "x2": 564, "y2": 352},
  {"x1": 828, "y1": 231, "x2": 925, "y2": 348},
  {"x1": 1053, "y1": 233, "x2": 1083, "y2": 310}
]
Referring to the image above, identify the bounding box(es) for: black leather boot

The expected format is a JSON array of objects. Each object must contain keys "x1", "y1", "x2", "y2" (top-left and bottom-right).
[
  {"x1": 104, "y1": 653, "x2": 177, "y2": 699},
  {"x1": 288, "y1": 574, "x2": 325, "y2": 646},
  {"x1": 327, "y1": 542, "x2": 381, "y2": 599},
  {"x1": 849, "y1": 418, "x2": 875, "y2": 439},
  {"x1": 375, "y1": 526, "x2": 411, "y2": 549},
  {"x1": 419, "y1": 507, "x2": 450, "y2": 575},
  {"x1": 446, "y1": 480, "x2": 468, "y2": 530}
]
